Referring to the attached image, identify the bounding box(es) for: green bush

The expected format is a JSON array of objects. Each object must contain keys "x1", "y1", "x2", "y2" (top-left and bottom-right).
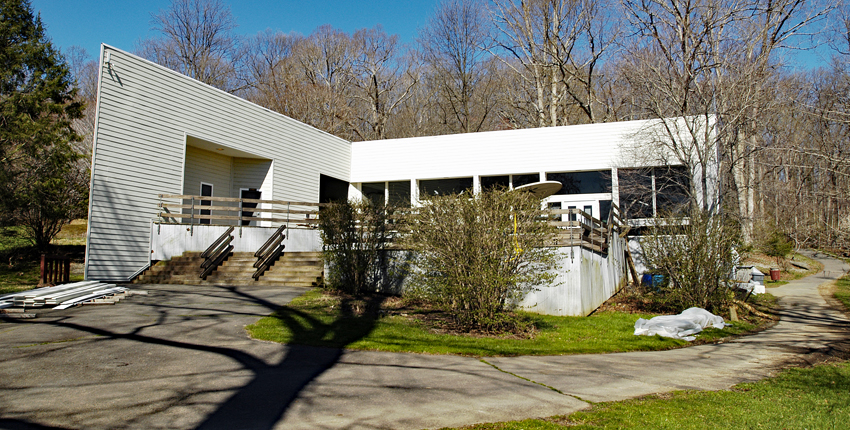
[
  {"x1": 639, "y1": 208, "x2": 739, "y2": 313},
  {"x1": 402, "y1": 188, "x2": 560, "y2": 332},
  {"x1": 318, "y1": 200, "x2": 396, "y2": 295}
]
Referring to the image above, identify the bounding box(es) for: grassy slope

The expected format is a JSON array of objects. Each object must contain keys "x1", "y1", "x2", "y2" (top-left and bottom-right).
[{"x1": 248, "y1": 289, "x2": 774, "y2": 357}]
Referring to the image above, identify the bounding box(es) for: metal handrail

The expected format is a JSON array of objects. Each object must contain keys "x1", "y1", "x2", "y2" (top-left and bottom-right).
[
  {"x1": 252, "y1": 227, "x2": 286, "y2": 280},
  {"x1": 201, "y1": 227, "x2": 234, "y2": 259},
  {"x1": 254, "y1": 225, "x2": 286, "y2": 258},
  {"x1": 199, "y1": 227, "x2": 235, "y2": 279}
]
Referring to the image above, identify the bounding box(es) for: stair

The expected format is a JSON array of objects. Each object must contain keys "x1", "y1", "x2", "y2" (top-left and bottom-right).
[{"x1": 134, "y1": 251, "x2": 323, "y2": 288}]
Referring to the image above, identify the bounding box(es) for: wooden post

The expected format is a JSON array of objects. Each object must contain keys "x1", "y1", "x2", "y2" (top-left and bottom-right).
[
  {"x1": 624, "y1": 247, "x2": 640, "y2": 286},
  {"x1": 40, "y1": 254, "x2": 46, "y2": 286}
]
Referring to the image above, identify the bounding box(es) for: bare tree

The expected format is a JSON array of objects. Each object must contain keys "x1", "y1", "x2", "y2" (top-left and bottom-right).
[
  {"x1": 348, "y1": 26, "x2": 417, "y2": 140},
  {"x1": 293, "y1": 25, "x2": 356, "y2": 138},
  {"x1": 242, "y1": 29, "x2": 304, "y2": 118},
  {"x1": 65, "y1": 46, "x2": 99, "y2": 160},
  {"x1": 418, "y1": 0, "x2": 500, "y2": 133},
  {"x1": 137, "y1": 0, "x2": 244, "y2": 92},
  {"x1": 491, "y1": 0, "x2": 620, "y2": 126},
  {"x1": 620, "y1": 0, "x2": 830, "y2": 241}
]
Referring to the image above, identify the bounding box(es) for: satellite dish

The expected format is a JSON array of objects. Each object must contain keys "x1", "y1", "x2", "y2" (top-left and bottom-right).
[{"x1": 514, "y1": 181, "x2": 562, "y2": 199}]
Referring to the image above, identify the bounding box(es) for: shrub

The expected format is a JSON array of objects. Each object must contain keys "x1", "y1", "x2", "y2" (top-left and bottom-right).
[
  {"x1": 318, "y1": 200, "x2": 395, "y2": 295},
  {"x1": 638, "y1": 208, "x2": 739, "y2": 313},
  {"x1": 402, "y1": 188, "x2": 559, "y2": 332}
]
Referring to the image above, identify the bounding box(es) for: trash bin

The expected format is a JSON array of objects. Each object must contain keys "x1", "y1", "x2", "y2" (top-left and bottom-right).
[{"x1": 770, "y1": 268, "x2": 781, "y2": 281}]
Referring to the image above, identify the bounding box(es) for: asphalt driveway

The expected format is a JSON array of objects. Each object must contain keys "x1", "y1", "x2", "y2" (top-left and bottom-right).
[{"x1": 0, "y1": 252, "x2": 847, "y2": 429}]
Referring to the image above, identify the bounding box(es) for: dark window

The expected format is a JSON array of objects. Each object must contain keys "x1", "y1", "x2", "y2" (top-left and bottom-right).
[
  {"x1": 199, "y1": 183, "x2": 212, "y2": 225},
  {"x1": 618, "y1": 168, "x2": 653, "y2": 219},
  {"x1": 546, "y1": 170, "x2": 612, "y2": 195},
  {"x1": 481, "y1": 175, "x2": 510, "y2": 191},
  {"x1": 568, "y1": 205, "x2": 577, "y2": 222},
  {"x1": 599, "y1": 199, "x2": 612, "y2": 223},
  {"x1": 319, "y1": 174, "x2": 349, "y2": 203},
  {"x1": 362, "y1": 182, "x2": 385, "y2": 206},
  {"x1": 512, "y1": 173, "x2": 540, "y2": 188},
  {"x1": 419, "y1": 177, "x2": 473, "y2": 196},
  {"x1": 618, "y1": 166, "x2": 691, "y2": 219},
  {"x1": 388, "y1": 181, "x2": 410, "y2": 206},
  {"x1": 240, "y1": 189, "x2": 261, "y2": 226},
  {"x1": 655, "y1": 166, "x2": 690, "y2": 215}
]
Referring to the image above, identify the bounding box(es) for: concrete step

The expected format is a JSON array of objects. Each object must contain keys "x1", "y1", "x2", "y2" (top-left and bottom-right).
[{"x1": 134, "y1": 251, "x2": 324, "y2": 286}]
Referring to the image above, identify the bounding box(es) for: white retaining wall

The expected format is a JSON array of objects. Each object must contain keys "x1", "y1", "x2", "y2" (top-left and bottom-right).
[
  {"x1": 520, "y1": 234, "x2": 627, "y2": 316},
  {"x1": 150, "y1": 224, "x2": 320, "y2": 261}
]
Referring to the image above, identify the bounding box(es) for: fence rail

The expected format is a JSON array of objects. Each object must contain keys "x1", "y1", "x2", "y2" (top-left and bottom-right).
[
  {"x1": 157, "y1": 195, "x2": 628, "y2": 253},
  {"x1": 157, "y1": 194, "x2": 324, "y2": 227}
]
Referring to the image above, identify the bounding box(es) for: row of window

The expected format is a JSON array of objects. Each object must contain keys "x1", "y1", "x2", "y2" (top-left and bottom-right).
[
  {"x1": 360, "y1": 166, "x2": 691, "y2": 220},
  {"x1": 362, "y1": 170, "x2": 613, "y2": 205}
]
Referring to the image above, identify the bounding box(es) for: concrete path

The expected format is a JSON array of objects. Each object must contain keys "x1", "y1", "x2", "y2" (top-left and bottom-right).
[{"x1": 0, "y1": 253, "x2": 847, "y2": 430}]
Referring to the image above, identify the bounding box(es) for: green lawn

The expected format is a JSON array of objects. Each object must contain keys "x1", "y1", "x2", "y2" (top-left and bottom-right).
[
  {"x1": 447, "y1": 360, "x2": 850, "y2": 429},
  {"x1": 247, "y1": 289, "x2": 774, "y2": 357},
  {"x1": 437, "y1": 266, "x2": 850, "y2": 430},
  {"x1": 835, "y1": 275, "x2": 850, "y2": 311},
  {"x1": 0, "y1": 223, "x2": 86, "y2": 295}
]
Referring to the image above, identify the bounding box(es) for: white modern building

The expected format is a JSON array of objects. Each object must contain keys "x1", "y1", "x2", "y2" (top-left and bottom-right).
[{"x1": 85, "y1": 45, "x2": 714, "y2": 316}]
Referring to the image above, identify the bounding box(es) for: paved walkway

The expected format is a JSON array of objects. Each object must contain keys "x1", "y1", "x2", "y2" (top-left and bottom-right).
[{"x1": 0, "y1": 253, "x2": 847, "y2": 430}]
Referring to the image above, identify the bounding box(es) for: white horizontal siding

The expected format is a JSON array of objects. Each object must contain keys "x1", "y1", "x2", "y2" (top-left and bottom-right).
[
  {"x1": 86, "y1": 45, "x2": 351, "y2": 281},
  {"x1": 350, "y1": 119, "x2": 685, "y2": 183}
]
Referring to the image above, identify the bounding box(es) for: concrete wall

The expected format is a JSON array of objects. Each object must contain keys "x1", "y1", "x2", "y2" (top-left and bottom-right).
[
  {"x1": 520, "y1": 234, "x2": 627, "y2": 316},
  {"x1": 150, "y1": 224, "x2": 320, "y2": 261}
]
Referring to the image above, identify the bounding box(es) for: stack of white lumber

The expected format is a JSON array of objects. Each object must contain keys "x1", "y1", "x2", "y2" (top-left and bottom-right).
[{"x1": 0, "y1": 281, "x2": 127, "y2": 310}]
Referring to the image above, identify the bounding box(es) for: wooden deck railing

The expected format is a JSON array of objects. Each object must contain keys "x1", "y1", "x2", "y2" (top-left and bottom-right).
[
  {"x1": 157, "y1": 194, "x2": 326, "y2": 227},
  {"x1": 157, "y1": 195, "x2": 628, "y2": 253}
]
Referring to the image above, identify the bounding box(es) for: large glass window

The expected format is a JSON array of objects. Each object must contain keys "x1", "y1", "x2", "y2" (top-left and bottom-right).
[
  {"x1": 618, "y1": 168, "x2": 653, "y2": 219},
  {"x1": 361, "y1": 182, "x2": 385, "y2": 206},
  {"x1": 512, "y1": 173, "x2": 540, "y2": 188},
  {"x1": 388, "y1": 181, "x2": 410, "y2": 205},
  {"x1": 419, "y1": 177, "x2": 473, "y2": 197},
  {"x1": 655, "y1": 166, "x2": 690, "y2": 214},
  {"x1": 546, "y1": 170, "x2": 612, "y2": 195},
  {"x1": 618, "y1": 166, "x2": 690, "y2": 218},
  {"x1": 481, "y1": 175, "x2": 510, "y2": 191}
]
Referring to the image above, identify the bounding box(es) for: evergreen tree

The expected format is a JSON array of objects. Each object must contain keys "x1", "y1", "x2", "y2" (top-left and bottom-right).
[{"x1": 0, "y1": 0, "x2": 88, "y2": 250}]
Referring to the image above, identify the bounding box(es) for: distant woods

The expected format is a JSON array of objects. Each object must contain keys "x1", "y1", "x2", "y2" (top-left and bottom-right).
[{"x1": 64, "y1": 0, "x2": 850, "y2": 253}]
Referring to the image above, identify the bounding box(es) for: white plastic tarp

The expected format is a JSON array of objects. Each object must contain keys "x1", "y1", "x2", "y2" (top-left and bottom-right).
[{"x1": 634, "y1": 307, "x2": 728, "y2": 341}]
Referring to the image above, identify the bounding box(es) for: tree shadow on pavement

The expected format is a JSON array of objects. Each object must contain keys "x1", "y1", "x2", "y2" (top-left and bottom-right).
[
  {"x1": 194, "y1": 291, "x2": 386, "y2": 430},
  {"x1": 4, "y1": 285, "x2": 386, "y2": 430}
]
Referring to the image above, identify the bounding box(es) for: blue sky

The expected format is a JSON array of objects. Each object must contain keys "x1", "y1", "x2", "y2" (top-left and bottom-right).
[
  {"x1": 30, "y1": 0, "x2": 438, "y2": 60},
  {"x1": 30, "y1": 0, "x2": 833, "y2": 70}
]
